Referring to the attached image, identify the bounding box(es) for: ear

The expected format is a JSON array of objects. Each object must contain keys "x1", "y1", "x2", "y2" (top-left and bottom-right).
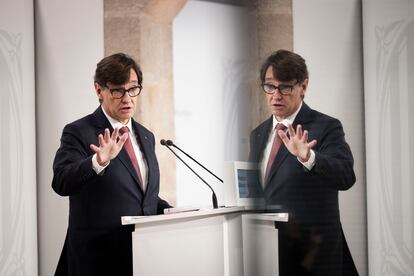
[
  {"x1": 301, "y1": 79, "x2": 309, "y2": 97},
  {"x1": 94, "y1": 82, "x2": 103, "y2": 101}
]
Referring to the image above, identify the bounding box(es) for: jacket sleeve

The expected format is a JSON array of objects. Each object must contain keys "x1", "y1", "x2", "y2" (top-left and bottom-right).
[
  {"x1": 157, "y1": 197, "x2": 173, "y2": 214},
  {"x1": 311, "y1": 119, "x2": 356, "y2": 191},
  {"x1": 52, "y1": 123, "x2": 97, "y2": 196}
]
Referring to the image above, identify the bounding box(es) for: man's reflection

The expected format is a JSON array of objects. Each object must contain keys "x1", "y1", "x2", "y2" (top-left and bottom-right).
[{"x1": 249, "y1": 50, "x2": 358, "y2": 276}]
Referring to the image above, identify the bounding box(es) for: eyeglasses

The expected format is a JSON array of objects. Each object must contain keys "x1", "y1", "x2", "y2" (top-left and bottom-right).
[
  {"x1": 261, "y1": 81, "x2": 298, "y2": 95},
  {"x1": 105, "y1": 85, "x2": 143, "y2": 99}
]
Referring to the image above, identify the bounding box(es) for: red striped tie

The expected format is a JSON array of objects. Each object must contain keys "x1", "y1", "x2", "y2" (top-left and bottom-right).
[
  {"x1": 265, "y1": 123, "x2": 286, "y2": 180},
  {"x1": 119, "y1": 126, "x2": 144, "y2": 191}
]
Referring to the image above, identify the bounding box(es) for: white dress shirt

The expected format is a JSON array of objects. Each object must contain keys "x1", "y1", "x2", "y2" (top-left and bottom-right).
[{"x1": 92, "y1": 107, "x2": 148, "y2": 191}]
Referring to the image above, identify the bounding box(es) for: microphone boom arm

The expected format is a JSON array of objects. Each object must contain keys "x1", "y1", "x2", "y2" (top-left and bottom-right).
[
  {"x1": 161, "y1": 140, "x2": 218, "y2": 209},
  {"x1": 167, "y1": 140, "x2": 223, "y2": 183}
]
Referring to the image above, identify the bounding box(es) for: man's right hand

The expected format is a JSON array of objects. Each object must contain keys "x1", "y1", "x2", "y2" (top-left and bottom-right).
[
  {"x1": 279, "y1": 124, "x2": 317, "y2": 162},
  {"x1": 90, "y1": 128, "x2": 128, "y2": 166}
]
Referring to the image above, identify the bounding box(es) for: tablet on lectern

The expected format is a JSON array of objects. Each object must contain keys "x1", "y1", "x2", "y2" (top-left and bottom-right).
[{"x1": 223, "y1": 161, "x2": 264, "y2": 208}]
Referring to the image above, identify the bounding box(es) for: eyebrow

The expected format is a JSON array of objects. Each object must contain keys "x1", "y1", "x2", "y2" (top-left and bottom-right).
[{"x1": 109, "y1": 82, "x2": 139, "y2": 89}]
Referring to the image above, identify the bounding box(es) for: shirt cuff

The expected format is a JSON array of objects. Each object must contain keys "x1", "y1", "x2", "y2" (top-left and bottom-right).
[
  {"x1": 298, "y1": 150, "x2": 316, "y2": 171},
  {"x1": 92, "y1": 154, "x2": 109, "y2": 175}
]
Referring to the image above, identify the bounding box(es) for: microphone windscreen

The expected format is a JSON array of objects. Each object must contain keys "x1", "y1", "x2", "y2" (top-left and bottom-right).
[
  {"x1": 160, "y1": 139, "x2": 167, "y2": 145},
  {"x1": 166, "y1": 140, "x2": 174, "y2": 146}
]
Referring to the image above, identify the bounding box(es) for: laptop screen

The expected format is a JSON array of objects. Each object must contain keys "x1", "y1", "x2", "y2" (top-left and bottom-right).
[{"x1": 237, "y1": 169, "x2": 262, "y2": 198}]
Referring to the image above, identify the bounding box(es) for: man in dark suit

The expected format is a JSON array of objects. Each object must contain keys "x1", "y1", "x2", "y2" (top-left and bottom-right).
[
  {"x1": 52, "y1": 53, "x2": 171, "y2": 276},
  {"x1": 249, "y1": 50, "x2": 358, "y2": 275}
]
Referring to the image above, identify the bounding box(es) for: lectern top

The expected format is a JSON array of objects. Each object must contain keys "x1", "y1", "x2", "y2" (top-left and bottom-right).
[{"x1": 121, "y1": 206, "x2": 244, "y2": 225}]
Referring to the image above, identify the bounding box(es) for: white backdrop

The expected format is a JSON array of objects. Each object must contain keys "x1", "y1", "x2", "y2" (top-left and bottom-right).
[
  {"x1": 293, "y1": 0, "x2": 367, "y2": 274},
  {"x1": 35, "y1": 0, "x2": 103, "y2": 275},
  {"x1": 173, "y1": 1, "x2": 250, "y2": 207},
  {"x1": 0, "y1": 0, "x2": 38, "y2": 275},
  {"x1": 363, "y1": 0, "x2": 414, "y2": 275}
]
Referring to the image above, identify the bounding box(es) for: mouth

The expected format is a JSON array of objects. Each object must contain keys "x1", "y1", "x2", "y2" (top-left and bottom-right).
[
  {"x1": 120, "y1": 106, "x2": 133, "y2": 112},
  {"x1": 272, "y1": 103, "x2": 284, "y2": 108}
]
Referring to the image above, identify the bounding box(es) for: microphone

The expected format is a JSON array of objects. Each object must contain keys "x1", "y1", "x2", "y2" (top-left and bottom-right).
[
  {"x1": 160, "y1": 139, "x2": 218, "y2": 209},
  {"x1": 166, "y1": 140, "x2": 223, "y2": 183}
]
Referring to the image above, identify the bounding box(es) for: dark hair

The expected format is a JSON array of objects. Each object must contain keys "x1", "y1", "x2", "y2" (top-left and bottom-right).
[
  {"x1": 260, "y1": 50, "x2": 308, "y2": 84},
  {"x1": 94, "y1": 53, "x2": 143, "y2": 87}
]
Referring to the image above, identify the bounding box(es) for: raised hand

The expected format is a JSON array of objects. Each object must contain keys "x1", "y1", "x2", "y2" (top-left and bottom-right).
[
  {"x1": 278, "y1": 124, "x2": 317, "y2": 162},
  {"x1": 90, "y1": 128, "x2": 128, "y2": 166}
]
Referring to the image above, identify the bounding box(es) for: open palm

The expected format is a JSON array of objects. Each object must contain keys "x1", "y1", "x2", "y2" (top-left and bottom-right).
[
  {"x1": 278, "y1": 124, "x2": 317, "y2": 162},
  {"x1": 90, "y1": 128, "x2": 128, "y2": 166}
]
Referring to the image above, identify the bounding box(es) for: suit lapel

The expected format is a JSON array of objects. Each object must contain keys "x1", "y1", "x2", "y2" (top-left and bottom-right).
[
  {"x1": 265, "y1": 145, "x2": 290, "y2": 186},
  {"x1": 253, "y1": 117, "x2": 273, "y2": 189},
  {"x1": 132, "y1": 121, "x2": 152, "y2": 165},
  {"x1": 254, "y1": 116, "x2": 273, "y2": 162},
  {"x1": 117, "y1": 146, "x2": 143, "y2": 192},
  {"x1": 132, "y1": 120, "x2": 152, "y2": 193}
]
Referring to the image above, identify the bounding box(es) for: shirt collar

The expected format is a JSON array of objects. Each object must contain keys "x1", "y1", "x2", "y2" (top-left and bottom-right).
[
  {"x1": 101, "y1": 106, "x2": 133, "y2": 131},
  {"x1": 272, "y1": 101, "x2": 303, "y2": 130}
]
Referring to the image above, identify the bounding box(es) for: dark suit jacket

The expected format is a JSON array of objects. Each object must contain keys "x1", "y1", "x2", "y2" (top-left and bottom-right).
[
  {"x1": 52, "y1": 107, "x2": 170, "y2": 276},
  {"x1": 249, "y1": 103, "x2": 358, "y2": 276}
]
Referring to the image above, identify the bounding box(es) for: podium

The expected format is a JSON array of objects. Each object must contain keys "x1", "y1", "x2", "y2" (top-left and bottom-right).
[{"x1": 122, "y1": 207, "x2": 288, "y2": 276}]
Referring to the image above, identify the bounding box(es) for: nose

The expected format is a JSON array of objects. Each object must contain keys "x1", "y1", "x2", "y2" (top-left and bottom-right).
[
  {"x1": 271, "y1": 90, "x2": 283, "y2": 100},
  {"x1": 120, "y1": 91, "x2": 132, "y2": 102}
]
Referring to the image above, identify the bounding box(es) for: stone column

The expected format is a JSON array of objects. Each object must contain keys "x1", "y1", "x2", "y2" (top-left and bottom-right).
[
  {"x1": 247, "y1": 0, "x2": 293, "y2": 129},
  {"x1": 104, "y1": 0, "x2": 187, "y2": 205}
]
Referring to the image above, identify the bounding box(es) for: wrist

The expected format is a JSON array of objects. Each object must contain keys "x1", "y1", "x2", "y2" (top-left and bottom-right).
[
  {"x1": 299, "y1": 151, "x2": 311, "y2": 163},
  {"x1": 92, "y1": 154, "x2": 110, "y2": 175},
  {"x1": 97, "y1": 157, "x2": 109, "y2": 167}
]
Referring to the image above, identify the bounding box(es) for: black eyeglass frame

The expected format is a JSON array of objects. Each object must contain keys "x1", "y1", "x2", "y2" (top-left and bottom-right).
[
  {"x1": 260, "y1": 81, "x2": 299, "y2": 95},
  {"x1": 104, "y1": 85, "x2": 143, "y2": 99}
]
